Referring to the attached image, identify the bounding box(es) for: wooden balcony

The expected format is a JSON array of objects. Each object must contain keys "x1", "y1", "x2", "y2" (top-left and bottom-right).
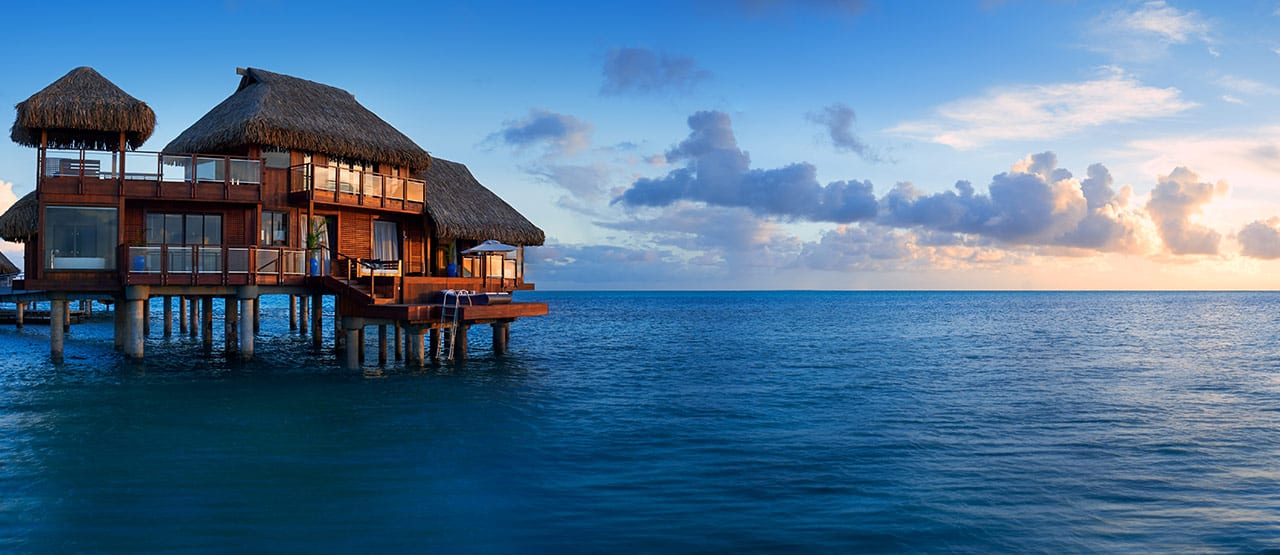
[
  {"x1": 38, "y1": 148, "x2": 262, "y2": 203},
  {"x1": 287, "y1": 163, "x2": 424, "y2": 214},
  {"x1": 122, "y1": 245, "x2": 308, "y2": 287}
]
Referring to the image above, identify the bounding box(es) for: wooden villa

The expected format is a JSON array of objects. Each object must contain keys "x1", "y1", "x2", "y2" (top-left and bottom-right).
[{"x1": 0, "y1": 66, "x2": 547, "y2": 365}]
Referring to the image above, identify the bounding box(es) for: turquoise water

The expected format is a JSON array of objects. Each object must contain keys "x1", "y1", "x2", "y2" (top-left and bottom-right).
[{"x1": 2, "y1": 291, "x2": 1279, "y2": 552}]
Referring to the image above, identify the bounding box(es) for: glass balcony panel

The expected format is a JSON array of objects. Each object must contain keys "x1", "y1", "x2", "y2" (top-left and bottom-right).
[
  {"x1": 229, "y1": 159, "x2": 261, "y2": 185},
  {"x1": 255, "y1": 248, "x2": 279, "y2": 274},
  {"x1": 128, "y1": 246, "x2": 163, "y2": 273},
  {"x1": 338, "y1": 168, "x2": 358, "y2": 194},
  {"x1": 195, "y1": 157, "x2": 224, "y2": 183},
  {"x1": 315, "y1": 165, "x2": 334, "y2": 192},
  {"x1": 162, "y1": 156, "x2": 193, "y2": 182},
  {"x1": 44, "y1": 149, "x2": 80, "y2": 177},
  {"x1": 284, "y1": 249, "x2": 305, "y2": 275},
  {"x1": 124, "y1": 152, "x2": 161, "y2": 181},
  {"x1": 288, "y1": 165, "x2": 310, "y2": 193},
  {"x1": 227, "y1": 248, "x2": 249, "y2": 273},
  {"x1": 81, "y1": 151, "x2": 119, "y2": 179},
  {"x1": 385, "y1": 176, "x2": 404, "y2": 200},
  {"x1": 406, "y1": 179, "x2": 424, "y2": 203},
  {"x1": 197, "y1": 247, "x2": 222, "y2": 273},
  {"x1": 168, "y1": 246, "x2": 194, "y2": 273},
  {"x1": 366, "y1": 174, "x2": 383, "y2": 197}
]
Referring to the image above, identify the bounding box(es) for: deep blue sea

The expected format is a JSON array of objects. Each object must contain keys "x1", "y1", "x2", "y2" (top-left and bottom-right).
[{"x1": 2, "y1": 291, "x2": 1279, "y2": 553}]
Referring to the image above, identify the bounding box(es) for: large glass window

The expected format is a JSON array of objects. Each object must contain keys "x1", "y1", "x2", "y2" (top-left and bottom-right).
[
  {"x1": 262, "y1": 211, "x2": 288, "y2": 246},
  {"x1": 45, "y1": 206, "x2": 118, "y2": 270},
  {"x1": 263, "y1": 150, "x2": 291, "y2": 169},
  {"x1": 145, "y1": 213, "x2": 222, "y2": 245}
]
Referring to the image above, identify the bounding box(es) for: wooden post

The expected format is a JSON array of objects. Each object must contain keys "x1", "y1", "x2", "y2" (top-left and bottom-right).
[
  {"x1": 188, "y1": 296, "x2": 197, "y2": 337},
  {"x1": 343, "y1": 317, "x2": 363, "y2": 369},
  {"x1": 311, "y1": 294, "x2": 323, "y2": 346},
  {"x1": 142, "y1": 297, "x2": 150, "y2": 337},
  {"x1": 224, "y1": 296, "x2": 238, "y2": 353},
  {"x1": 378, "y1": 325, "x2": 387, "y2": 366},
  {"x1": 358, "y1": 328, "x2": 366, "y2": 363},
  {"x1": 179, "y1": 297, "x2": 188, "y2": 334},
  {"x1": 238, "y1": 287, "x2": 257, "y2": 360},
  {"x1": 124, "y1": 286, "x2": 148, "y2": 360},
  {"x1": 254, "y1": 295, "x2": 261, "y2": 334},
  {"x1": 394, "y1": 322, "x2": 402, "y2": 361},
  {"x1": 201, "y1": 297, "x2": 213, "y2": 349},
  {"x1": 299, "y1": 295, "x2": 309, "y2": 334},
  {"x1": 49, "y1": 298, "x2": 65, "y2": 363},
  {"x1": 289, "y1": 294, "x2": 297, "y2": 330},
  {"x1": 454, "y1": 324, "x2": 468, "y2": 361},
  {"x1": 163, "y1": 296, "x2": 172, "y2": 337},
  {"x1": 492, "y1": 322, "x2": 509, "y2": 355},
  {"x1": 428, "y1": 327, "x2": 440, "y2": 360},
  {"x1": 113, "y1": 298, "x2": 125, "y2": 351},
  {"x1": 334, "y1": 301, "x2": 344, "y2": 351},
  {"x1": 15, "y1": 301, "x2": 23, "y2": 329}
]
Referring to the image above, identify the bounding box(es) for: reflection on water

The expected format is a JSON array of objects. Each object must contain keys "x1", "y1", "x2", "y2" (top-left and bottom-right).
[{"x1": 1, "y1": 291, "x2": 1279, "y2": 552}]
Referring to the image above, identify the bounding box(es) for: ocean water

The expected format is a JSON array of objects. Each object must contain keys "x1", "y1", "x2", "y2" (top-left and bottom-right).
[{"x1": 1, "y1": 291, "x2": 1279, "y2": 553}]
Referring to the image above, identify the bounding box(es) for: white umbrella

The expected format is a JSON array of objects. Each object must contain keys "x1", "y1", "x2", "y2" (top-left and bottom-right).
[{"x1": 461, "y1": 239, "x2": 518, "y2": 253}]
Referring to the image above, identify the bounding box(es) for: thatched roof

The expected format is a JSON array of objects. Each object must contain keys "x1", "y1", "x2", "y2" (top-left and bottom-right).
[
  {"x1": 422, "y1": 159, "x2": 545, "y2": 246},
  {"x1": 10, "y1": 67, "x2": 155, "y2": 150},
  {"x1": 164, "y1": 67, "x2": 432, "y2": 171},
  {"x1": 0, "y1": 251, "x2": 17, "y2": 276},
  {"x1": 0, "y1": 192, "x2": 37, "y2": 243}
]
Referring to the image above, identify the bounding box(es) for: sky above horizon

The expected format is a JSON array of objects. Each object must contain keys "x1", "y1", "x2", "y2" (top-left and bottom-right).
[{"x1": 3, "y1": 0, "x2": 1280, "y2": 289}]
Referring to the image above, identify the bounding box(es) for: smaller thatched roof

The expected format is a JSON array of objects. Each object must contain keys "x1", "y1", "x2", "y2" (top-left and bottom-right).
[
  {"x1": 10, "y1": 67, "x2": 155, "y2": 150},
  {"x1": 422, "y1": 159, "x2": 545, "y2": 246},
  {"x1": 0, "y1": 192, "x2": 37, "y2": 243},
  {"x1": 0, "y1": 251, "x2": 18, "y2": 277},
  {"x1": 164, "y1": 68, "x2": 432, "y2": 171}
]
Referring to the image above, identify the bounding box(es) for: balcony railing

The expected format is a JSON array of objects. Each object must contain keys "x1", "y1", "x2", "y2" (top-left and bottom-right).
[
  {"x1": 125, "y1": 246, "x2": 305, "y2": 285},
  {"x1": 41, "y1": 148, "x2": 262, "y2": 185},
  {"x1": 288, "y1": 163, "x2": 424, "y2": 209}
]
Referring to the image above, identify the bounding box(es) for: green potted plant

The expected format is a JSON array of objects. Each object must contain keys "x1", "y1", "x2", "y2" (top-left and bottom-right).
[
  {"x1": 446, "y1": 241, "x2": 458, "y2": 277},
  {"x1": 306, "y1": 221, "x2": 325, "y2": 276}
]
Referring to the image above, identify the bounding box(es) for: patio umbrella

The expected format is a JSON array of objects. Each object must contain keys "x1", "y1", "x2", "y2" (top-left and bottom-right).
[{"x1": 462, "y1": 239, "x2": 518, "y2": 253}]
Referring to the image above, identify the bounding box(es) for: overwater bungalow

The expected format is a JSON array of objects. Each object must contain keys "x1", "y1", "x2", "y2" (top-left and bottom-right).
[{"x1": 0, "y1": 66, "x2": 547, "y2": 365}]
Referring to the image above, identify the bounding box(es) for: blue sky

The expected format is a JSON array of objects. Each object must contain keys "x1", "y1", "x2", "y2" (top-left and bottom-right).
[{"x1": 4, "y1": 0, "x2": 1280, "y2": 289}]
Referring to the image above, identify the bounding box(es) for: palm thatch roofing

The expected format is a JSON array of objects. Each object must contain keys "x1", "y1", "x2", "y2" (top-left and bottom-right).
[
  {"x1": 0, "y1": 251, "x2": 18, "y2": 277},
  {"x1": 10, "y1": 67, "x2": 155, "y2": 150},
  {"x1": 422, "y1": 159, "x2": 545, "y2": 246},
  {"x1": 164, "y1": 68, "x2": 432, "y2": 171},
  {"x1": 0, "y1": 192, "x2": 37, "y2": 243}
]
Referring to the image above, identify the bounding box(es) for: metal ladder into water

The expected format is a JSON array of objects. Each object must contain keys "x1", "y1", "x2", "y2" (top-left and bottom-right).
[{"x1": 435, "y1": 290, "x2": 470, "y2": 361}]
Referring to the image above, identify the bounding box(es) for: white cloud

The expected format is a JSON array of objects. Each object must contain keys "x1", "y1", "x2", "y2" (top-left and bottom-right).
[
  {"x1": 1087, "y1": 0, "x2": 1212, "y2": 60},
  {"x1": 1217, "y1": 75, "x2": 1280, "y2": 97},
  {"x1": 889, "y1": 70, "x2": 1195, "y2": 149},
  {"x1": 1222, "y1": 95, "x2": 1245, "y2": 105}
]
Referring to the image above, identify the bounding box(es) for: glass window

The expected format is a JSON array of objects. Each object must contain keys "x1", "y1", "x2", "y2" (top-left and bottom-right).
[
  {"x1": 262, "y1": 211, "x2": 288, "y2": 246},
  {"x1": 45, "y1": 206, "x2": 118, "y2": 270},
  {"x1": 147, "y1": 213, "x2": 221, "y2": 245},
  {"x1": 263, "y1": 150, "x2": 290, "y2": 169}
]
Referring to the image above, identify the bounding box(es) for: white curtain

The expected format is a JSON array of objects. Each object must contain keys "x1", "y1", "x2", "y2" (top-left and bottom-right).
[{"x1": 373, "y1": 221, "x2": 399, "y2": 261}]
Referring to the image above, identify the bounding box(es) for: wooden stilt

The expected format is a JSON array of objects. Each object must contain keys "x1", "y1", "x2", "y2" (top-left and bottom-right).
[
  {"x1": 378, "y1": 325, "x2": 387, "y2": 366},
  {"x1": 299, "y1": 295, "x2": 309, "y2": 335},
  {"x1": 289, "y1": 294, "x2": 297, "y2": 330},
  {"x1": 201, "y1": 297, "x2": 213, "y2": 349},
  {"x1": 188, "y1": 296, "x2": 198, "y2": 337},
  {"x1": 224, "y1": 296, "x2": 238, "y2": 353},
  {"x1": 393, "y1": 322, "x2": 402, "y2": 361},
  {"x1": 15, "y1": 301, "x2": 23, "y2": 329},
  {"x1": 429, "y1": 327, "x2": 440, "y2": 360},
  {"x1": 492, "y1": 322, "x2": 509, "y2": 355},
  {"x1": 113, "y1": 298, "x2": 125, "y2": 352},
  {"x1": 163, "y1": 296, "x2": 172, "y2": 337},
  {"x1": 238, "y1": 289, "x2": 256, "y2": 360},
  {"x1": 311, "y1": 294, "x2": 322, "y2": 346},
  {"x1": 142, "y1": 297, "x2": 150, "y2": 337},
  {"x1": 334, "y1": 301, "x2": 344, "y2": 351},
  {"x1": 358, "y1": 328, "x2": 366, "y2": 363},
  {"x1": 254, "y1": 295, "x2": 261, "y2": 334},
  {"x1": 346, "y1": 328, "x2": 361, "y2": 368},
  {"x1": 454, "y1": 324, "x2": 469, "y2": 361},
  {"x1": 179, "y1": 297, "x2": 188, "y2": 334},
  {"x1": 50, "y1": 299, "x2": 65, "y2": 363}
]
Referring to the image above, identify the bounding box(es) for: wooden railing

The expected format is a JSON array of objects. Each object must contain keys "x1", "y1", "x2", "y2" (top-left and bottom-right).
[
  {"x1": 41, "y1": 148, "x2": 262, "y2": 186},
  {"x1": 122, "y1": 245, "x2": 305, "y2": 285},
  {"x1": 287, "y1": 163, "x2": 424, "y2": 211}
]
